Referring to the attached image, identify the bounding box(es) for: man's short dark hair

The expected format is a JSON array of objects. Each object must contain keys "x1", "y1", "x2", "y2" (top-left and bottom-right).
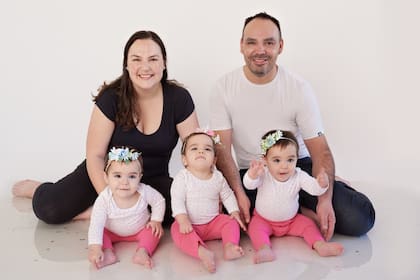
[{"x1": 242, "y1": 12, "x2": 282, "y2": 39}]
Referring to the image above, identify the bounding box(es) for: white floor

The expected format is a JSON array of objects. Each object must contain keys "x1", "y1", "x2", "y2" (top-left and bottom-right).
[{"x1": 1, "y1": 180, "x2": 419, "y2": 280}]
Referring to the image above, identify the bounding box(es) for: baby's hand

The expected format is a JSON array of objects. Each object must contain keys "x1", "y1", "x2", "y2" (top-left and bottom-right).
[
  {"x1": 146, "y1": 220, "x2": 164, "y2": 238},
  {"x1": 317, "y1": 170, "x2": 329, "y2": 188},
  {"x1": 179, "y1": 220, "x2": 193, "y2": 234},
  {"x1": 88, "y1": 244, "x2": 104, "y2": 269},
  {"x1": 230, "y1": 211, "x2": 247, "y2": 231},
  {"x1": 248, "y1": 159, "x2": 265, "y2": 179},
  {"x1": 176, "y1": 214, "x2": 193, "y2": 234}
]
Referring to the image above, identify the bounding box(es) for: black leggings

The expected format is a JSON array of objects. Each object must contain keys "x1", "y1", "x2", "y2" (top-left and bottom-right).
[
  {"x1": 239, "y1": 157, "x2": 376, "y2": 236},
  {"x1": 32, "y1": 160, "x2": 174, "y2": 226}
]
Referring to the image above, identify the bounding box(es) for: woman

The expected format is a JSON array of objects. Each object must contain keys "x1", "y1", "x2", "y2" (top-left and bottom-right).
[{"x1": 13, "y1": 30, "x2": 199, "y2": 225}]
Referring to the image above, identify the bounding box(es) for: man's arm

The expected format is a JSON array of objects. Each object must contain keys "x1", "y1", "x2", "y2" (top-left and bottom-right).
[
  {"x1": 304, "y1": 134, "x2": 336, "y2": 240},
  {"x1": 215, "y1": 129, "x2": 251, "y2": 223}
]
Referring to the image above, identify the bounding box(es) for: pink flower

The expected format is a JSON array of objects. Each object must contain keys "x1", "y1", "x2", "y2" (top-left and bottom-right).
[{"x1": 206, "y1": 130, "x2": 215, "y2": 137}]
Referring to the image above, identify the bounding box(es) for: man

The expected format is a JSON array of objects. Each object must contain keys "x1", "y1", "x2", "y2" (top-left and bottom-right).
[{"x1": 210, "y1": 12, "x2": 375, "y2": 240}]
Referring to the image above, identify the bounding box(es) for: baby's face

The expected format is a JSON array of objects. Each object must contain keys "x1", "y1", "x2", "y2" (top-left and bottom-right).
[
  {"x1": 265, "y1": 144, "x2": 297, "y2": 182},
  {"x1": 182, "y1": 134, "x2": 215, "y2": 172},
  {"x1": 105, "y1": 160, "x2": 142, "y2": 198}
]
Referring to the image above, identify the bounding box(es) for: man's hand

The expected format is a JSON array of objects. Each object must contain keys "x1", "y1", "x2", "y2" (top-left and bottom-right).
[
  {"x1": 235, "y1": 191, "x2": 251, "y2": 224},
  {"x1": 230, "y1": 211, "x2": 247, "y2": 231},
  {"x1": 316, "y1": 198, "x2": 336, "y2": 241}
]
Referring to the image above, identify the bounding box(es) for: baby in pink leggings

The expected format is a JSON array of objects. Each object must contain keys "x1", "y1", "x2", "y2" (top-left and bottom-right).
[
  {"x1": 170, "y1": 130, "x2": 246, "y2": 273},
  {"x1": 244, "y1": 130, "x2": 343, "y2": 264},
  {"x1": 88, "y1": 147, "x2": 165, "y2": 269}
]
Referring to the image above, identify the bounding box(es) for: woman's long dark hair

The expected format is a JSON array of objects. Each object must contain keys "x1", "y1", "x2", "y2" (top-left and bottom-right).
[{"x1": 94, "y1": 31, "x2": 176, "y2": 130}]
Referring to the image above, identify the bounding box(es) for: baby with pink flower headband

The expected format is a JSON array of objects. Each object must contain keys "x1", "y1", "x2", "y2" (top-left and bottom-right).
[
  {"x1": 181, "y1": 128, "x2": 221, "y2": 154},
  {"x1": 171, "y1": 127, "x2": 245, "y2": 272}
]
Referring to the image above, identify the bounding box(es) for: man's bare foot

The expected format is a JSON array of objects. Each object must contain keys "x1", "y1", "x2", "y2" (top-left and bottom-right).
[
  {"x1": 313, "y1": 241, "x2": 344, "y2": 257},
  {"x1": 335, "y1": 176, "x2": 352, "y2": 186},
  {"x1": 198, "y1": 245, "x2": 216, "y2": 273},
  {"x1": 96, "y1": 249, "x2": 118, "y2": 269},
  {"x1": 300, "y1": 206, "x2": 320, "y2": 228},
  {"x1": 223, "y1": 242, "x2": 244, "y2": 260},
  {"x1": 73, "y1": 207, "x2": 92, "y2": 220},
  {"x1": 132, "y1": 248, "x2": 153, "y2": 269},
  {"x1": 254, "y1": 245, "x2": 275, "y2": 264},
  {"x1": 12, "y1": 180, "x2": 41, "y2": 198}
]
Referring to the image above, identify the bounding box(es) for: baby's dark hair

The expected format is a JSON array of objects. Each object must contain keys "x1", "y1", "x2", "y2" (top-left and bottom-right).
[
  {"x1": 261, "y1": 130, "x2": 299, "y2": 156},
  {"x1": 104, "y1": 145, "x2": 143, "y2": 173},
  {"x1": 181, "y1": 132, "x2": 217, "y2": 156}
]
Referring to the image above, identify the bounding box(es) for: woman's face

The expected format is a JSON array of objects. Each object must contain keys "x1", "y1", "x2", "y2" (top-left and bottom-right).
[{"x1": 126, "y1": 39, "x2": 165, "y2": 92}]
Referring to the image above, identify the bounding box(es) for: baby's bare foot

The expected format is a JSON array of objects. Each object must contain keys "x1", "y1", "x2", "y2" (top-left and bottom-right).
[
  {"x1": 132, "y1": 248, "x2": 153, "y2": 269},
  {"x1": 254, "y1": 246, "x2": 275, "y2": 264},
  {"x1": 224, "y1": 242, "x2": 244, "y2": 260},
  {"x1": 12, "y1": 180, "x2": 40, "y2": 198},
  {"x1": 313, "y1": 241, "x2": 344, "y2": 257},
  {"x1": 96, "y1": 249, "x2": 118, "y2": 269},
  {"x1": 198, "y1": 245, "x2": 216, "y2": 273}
]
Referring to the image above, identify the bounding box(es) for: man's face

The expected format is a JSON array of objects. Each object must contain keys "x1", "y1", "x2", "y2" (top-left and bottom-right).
[{"x1": 240, "y1": 18, "x2": 283, "y2": 83}]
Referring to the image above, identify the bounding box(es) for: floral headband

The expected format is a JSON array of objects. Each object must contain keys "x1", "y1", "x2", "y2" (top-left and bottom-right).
[
  {"x1": 105, "y1": 147, "x2": 141, "y2": 170},
  {"x1": 196, "y1": 128, "x2": 221, "y2": 145},
  {"x1": 181, "y1": 128, "x2": 221, "y2": 154},
  {"x1": 260, "y1": 130, "x2": 296, "y2": 155}
]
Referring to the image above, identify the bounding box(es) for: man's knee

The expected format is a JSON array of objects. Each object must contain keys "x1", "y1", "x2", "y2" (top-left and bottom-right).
[
  {"x1": 335, "y1": 195, "x2": 375, "y2": 236},
  {"x1": 333, "y1": 182, "x2": 376, "y2": 236}
]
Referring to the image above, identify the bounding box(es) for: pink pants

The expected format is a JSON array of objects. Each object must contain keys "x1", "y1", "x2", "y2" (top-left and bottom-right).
[
  {"x1": 102, "y1": 227, "x2": 160, "y2": 256},
  {"x1": 170, "y1": 214, "x2": 240, "y2": 258},
  {"x1": 248, "y1": 211, "x2": 324, "y2": 250}
]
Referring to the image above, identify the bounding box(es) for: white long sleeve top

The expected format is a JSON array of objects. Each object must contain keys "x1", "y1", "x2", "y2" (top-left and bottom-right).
[
  {"x1": 88, "y1": 183, "x2": 165, "y2": 245},
  {"x1": 171, "y1": 168, "x2": 239, "y2": 225},
  {"x1": 243, "y1": 167, "x2": 327, "y2": 222}
]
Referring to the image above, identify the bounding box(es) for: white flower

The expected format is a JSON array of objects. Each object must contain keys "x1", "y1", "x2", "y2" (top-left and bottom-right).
[{"x1": 107, "y1": 147, "x2": 141, "y2": 163}]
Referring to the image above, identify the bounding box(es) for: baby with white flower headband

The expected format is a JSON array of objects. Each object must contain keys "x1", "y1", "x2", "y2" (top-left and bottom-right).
[
  {"x1": 243, "y1": 130, "x2": 343, "y2": 264},
  {"x1": 171, "y1": 129, "x2": 246, "y2": 273},
  {"x1": 88, "y1": 146, "x2": 165, "y2": 269}
]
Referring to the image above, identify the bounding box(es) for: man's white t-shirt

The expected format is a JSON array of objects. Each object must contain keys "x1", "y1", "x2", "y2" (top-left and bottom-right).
[{"x1": 210, "y1": 65, "x2": 324, "y2": 169}]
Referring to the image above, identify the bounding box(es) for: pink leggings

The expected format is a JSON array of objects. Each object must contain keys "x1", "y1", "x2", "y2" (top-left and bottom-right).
[
  {"x1": 248, "y1": 211, "x2": 324, "y2": 250},
  {"x1": 102, "y1": 227, "x2": 160, "y2": 256},
  {"x1": 170, "y1": 214, "x2": 240, "y2": 258}
]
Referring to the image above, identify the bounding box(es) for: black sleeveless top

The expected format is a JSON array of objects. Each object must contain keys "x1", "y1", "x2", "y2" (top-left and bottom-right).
[{"x1": 95, "y1": 83, "x2": 195, "y2": 178}]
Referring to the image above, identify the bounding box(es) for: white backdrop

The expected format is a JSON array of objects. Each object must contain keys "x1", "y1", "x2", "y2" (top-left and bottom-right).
[{"x1": 1, "y1": 0, "x2": 419, "y2": 195}]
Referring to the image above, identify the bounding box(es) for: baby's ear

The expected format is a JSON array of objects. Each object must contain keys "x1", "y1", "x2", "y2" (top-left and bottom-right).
[
  {"x1": 181, "y1": 155, "x2": 188, "y2": 167},
  {"x1": 103, "y1": 171, "x2": 109, "y2": 184}
]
